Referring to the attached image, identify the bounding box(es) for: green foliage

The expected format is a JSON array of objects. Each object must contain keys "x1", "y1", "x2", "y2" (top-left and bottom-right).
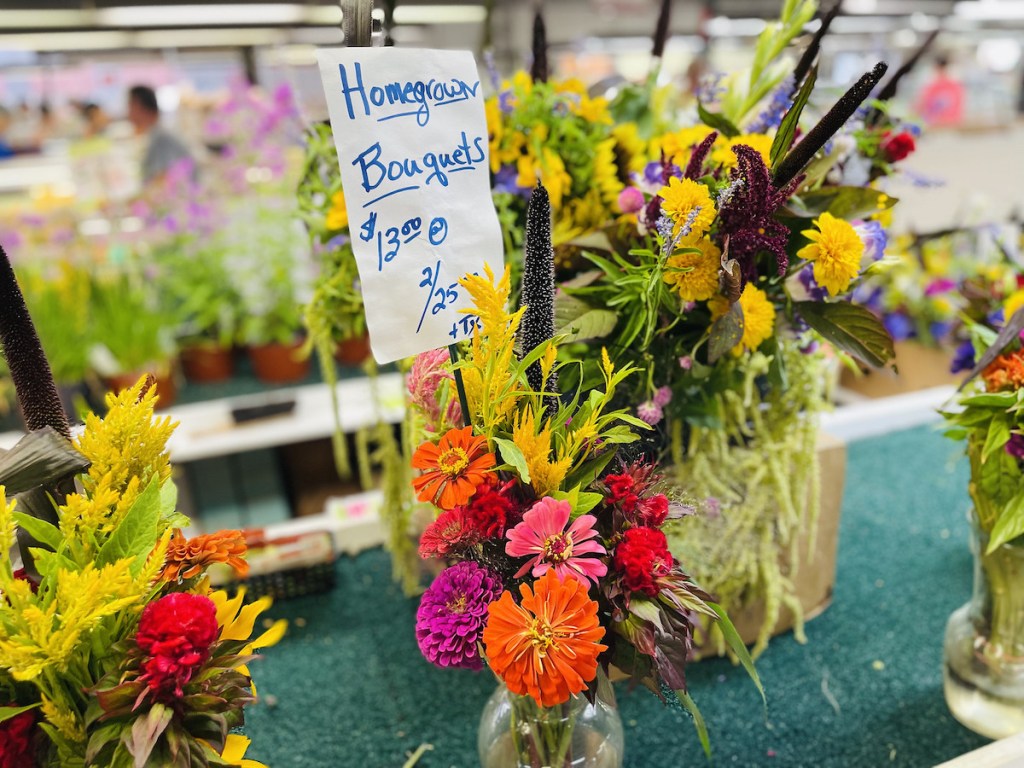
[
  {"x1": 95, "y1": 478, "x2": 161, "y2": 576},
  {"x1": 770, "y1": 65, "x2": 816, "y2": 169},
  {"x1": 88, "y1": 270, "x2": 177, "y2": 375},
  {"x1": 794, "y1": 300, "x2": 895, "y2": 368}
]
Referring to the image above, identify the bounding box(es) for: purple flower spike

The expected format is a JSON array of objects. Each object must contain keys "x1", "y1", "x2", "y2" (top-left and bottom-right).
[{"x1": 415, "y1": 562, "x2": 503, "y2": 671}]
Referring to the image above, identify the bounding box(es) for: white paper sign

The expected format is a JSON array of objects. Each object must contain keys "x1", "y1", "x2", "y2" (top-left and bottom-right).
[{"x1": 315, "y1": 47, "x2": 503, "y2": 363}]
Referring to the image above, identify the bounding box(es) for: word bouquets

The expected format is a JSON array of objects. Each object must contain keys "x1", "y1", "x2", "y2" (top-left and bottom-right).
[
  {"x1": 316, "y1": 47, "x2": 501, "y2": 363},
  {"x1": 353, "y1": 132, "x2": 486, "y2": 203}
]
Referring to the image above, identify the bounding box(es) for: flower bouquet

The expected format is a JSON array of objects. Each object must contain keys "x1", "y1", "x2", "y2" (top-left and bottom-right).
[
  {"x1": 941, "y1": 308, "x2": 1024, "y2": 738},
  {"x1": 548, "y1": 0, "x2": 921, "y2": 654},
  {"x1": 408, "y1": 188, "x2": 759, "y2": 766},
  {"x1": 0, "y1": 246, "x2": 282, "y2": 767}
]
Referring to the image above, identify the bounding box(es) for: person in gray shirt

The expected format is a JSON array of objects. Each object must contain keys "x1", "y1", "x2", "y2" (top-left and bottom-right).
[{"x1": 127, "y1": 84, "x2": 193, "y2": 183}]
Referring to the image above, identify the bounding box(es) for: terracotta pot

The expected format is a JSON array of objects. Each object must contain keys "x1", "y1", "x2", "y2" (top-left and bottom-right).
[
  {"x1": 333, "y1": 334, "x2": 372, "y2": 366},
  {"x1": 105, "y1": 368, "x2": 178, "y2": 410},
  {"x1": 181, "y1": 344, "x2": 235, "y2": 384},
  {"x1": 247, "y1": 340, "x2": 311, "y2": 384}
]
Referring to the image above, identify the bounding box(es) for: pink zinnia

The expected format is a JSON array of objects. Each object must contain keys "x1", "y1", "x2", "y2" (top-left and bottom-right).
[{"x1": 505, "y1": 497, "x2": 607, "y2": 585}]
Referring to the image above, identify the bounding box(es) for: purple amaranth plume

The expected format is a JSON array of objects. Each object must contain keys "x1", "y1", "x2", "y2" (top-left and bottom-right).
[
  {"x1": 519, "y1": 184, "x2": 558, "y2": 402},
  {"x1": 772, "y1": 62, "x2": 889, "y2": 188},
  {"x1": 790, "y1": 2, "x2": 841, "y2": 97},
  {"x1": 0, "y1": 245, "x2": 70, "y2": 440},
  {"x1": 530, "y1": 5, "x2": 548, "y2": 83},
  {"x1": 683, "y1": 131, "x2": 719, "y2": 180},
  {"x1": 651, "y1": 0, "x2": 672, "y2": 60},
  {"x1": 717, "y1": 145, "x2": 804, "y2": 281}
]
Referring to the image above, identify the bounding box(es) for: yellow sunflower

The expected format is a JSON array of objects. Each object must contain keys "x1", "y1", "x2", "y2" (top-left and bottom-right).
[
  {"x1": 664, "y1": 237, "x2": 722, "y2": 302},
  {"x1": 797, "y1": 212, "x2": 864, "y2": 296},
  {"x1": 657, "y1": 177, "x2": 716, "y2": 239}
]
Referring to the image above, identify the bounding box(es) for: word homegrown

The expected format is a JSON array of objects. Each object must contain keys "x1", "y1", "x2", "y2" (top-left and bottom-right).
[{"x1": 338, "y1": 61, "x2": 481, "y2": 126}]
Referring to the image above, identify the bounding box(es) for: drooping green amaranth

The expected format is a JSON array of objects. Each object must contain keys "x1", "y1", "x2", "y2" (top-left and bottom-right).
[{"x1": 519, "y1": 183, "x2": 557, "y2": 402}]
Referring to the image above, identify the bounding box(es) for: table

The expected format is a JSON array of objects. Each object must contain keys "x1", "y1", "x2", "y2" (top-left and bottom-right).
[{"x1": 241, "y1": 422, "x2": 993, "y2": 767}]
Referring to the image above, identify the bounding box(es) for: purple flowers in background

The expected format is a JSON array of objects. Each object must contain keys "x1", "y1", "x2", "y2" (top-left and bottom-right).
[
  {"x1": 637, "y1": 400, "x2": 664, "y2": 426},
  {"x1": 696, "y1": 72, "x2": 726, "y2": 105},
  {"x1": 924, "y1": 278, "x2": 957, "y2": 297},
  {"x1": 493, "y1": 165, "x2": 530, "y2": 198},
  {"x1": 618, "y1": 186, "x2": 645, "y2": 214},
  {"x1": 854, "y1": 220, "x2": 888, "y2": 263},
  {"x1": 951, "y1": 340, "x2": 976, "y2": 374},
  {"x1": 883, "y1": 312, "x2": 916, "y2": 342},
  {"x1": 746, "y1": 75, "x2": 795, "y2": 134},
  {"x1": 415, "y1": 562, "x2": 503, "y2": 671},
  {"x1": 799, "y1": 264, "x2": 830, "y2": 301}
]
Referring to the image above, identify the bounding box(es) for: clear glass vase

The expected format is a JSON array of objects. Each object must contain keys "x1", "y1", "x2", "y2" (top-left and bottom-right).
[
  {"x1": 478, "y1": 673, "x2": 624, "y2": 768},
  {"x1": 944, "y1": 514, "x2": 1024, "y2": 738}
]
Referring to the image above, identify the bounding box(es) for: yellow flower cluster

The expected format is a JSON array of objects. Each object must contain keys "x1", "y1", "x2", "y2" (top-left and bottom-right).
[
  {"x1": 512, "y1": 407, "x2": 572, "y2": 497},
  {"x1": 61, "y1": 378, "x2": 175, "y2": 550},
  {"x1": 709, "y1": 284, "x2": 776, "y2": 354},
  {"x1": 658, "y1": 177, "x2": 717, "y2": 240},
  {"x1": 663, "y1": 238, "x2": 722, "y2": 302},
  {"x1": 325, "y1": 189, "x2": 348, "y2": 231},
  {"x1": 797, "y1": 212, "x2": 865, "y2": 296}
]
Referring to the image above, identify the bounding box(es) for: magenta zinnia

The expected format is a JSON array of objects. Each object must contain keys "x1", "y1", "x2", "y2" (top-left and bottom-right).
[
  {"x1": 415, "y1": 561, "x2": 503, "y2": 670},
  {"x1": 505, "y1": 497, "x2": 607, "y2": 585}
]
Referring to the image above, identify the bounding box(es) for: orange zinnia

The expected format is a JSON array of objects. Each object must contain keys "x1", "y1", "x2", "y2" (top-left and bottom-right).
[
  {"x1": 483, "y1": 569, "x2": 607, "y2": 707},
  {"x1": 161, "y1": 529, "x2": 249, "y2": 582},
  {"x1": 983, "y1": 348, "x2": 1024, "y2": 393},
  {"x1": 411, "y1": 426, "x2": 496, "y2": 510}
]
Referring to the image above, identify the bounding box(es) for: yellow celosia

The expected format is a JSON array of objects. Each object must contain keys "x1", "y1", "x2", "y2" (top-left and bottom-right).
[
  {"x1": 512, "y1": 408, "x2": 572, "y2": 498},
  {"x1": 0, "y1": 488, "x2": 15, "y2": 573},
  {"x1": 458, "y1": 265, "x2": 526, "y2": 433},
  {"x1": 0, "y1": 560, "x2": 139, "y2": 681},
  {"x1": 41, "y1": 694, "x2": 86, "y2": 747}
]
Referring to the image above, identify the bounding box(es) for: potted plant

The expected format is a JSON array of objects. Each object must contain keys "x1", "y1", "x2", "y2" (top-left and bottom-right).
[
  {"x1": 88, "y1": 269, "x2": 179, "y2": 408},
  {"x1": 234, "y1": 202, "x2": 311, "y2": 385},
  {"x1": 152, "y1": 238, "x2": 242, "y2": 384}
]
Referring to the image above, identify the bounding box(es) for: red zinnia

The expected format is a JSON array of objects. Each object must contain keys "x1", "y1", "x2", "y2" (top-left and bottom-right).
[
  {"x1": 881, "y1": 130, "x2": 915, "y2": 163},
  {"x1": 419, "y1": 508, "x2": 480, "y2": 559},
  {"x1": 0, "y1": 709, "x2": 36, "y2": 768},
  {"x1": 136, "y1": 592, "x2": 219, "y2": 698},
  {"x1": 614, "y1": 527, "x2": 674, "y2": 597}
]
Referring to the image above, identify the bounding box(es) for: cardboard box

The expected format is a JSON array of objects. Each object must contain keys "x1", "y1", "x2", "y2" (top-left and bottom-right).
[{"x1": 841, "y1": 341, "x2": 961, "y2": 399}]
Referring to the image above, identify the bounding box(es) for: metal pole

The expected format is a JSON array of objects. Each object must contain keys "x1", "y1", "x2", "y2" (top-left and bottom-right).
[{"x1": 340, "y1": 0, "x2": 374, "y2": 47}]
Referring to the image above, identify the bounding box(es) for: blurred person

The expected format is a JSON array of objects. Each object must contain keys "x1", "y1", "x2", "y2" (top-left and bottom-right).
[
  {"x1": 81, "y1": 102, "x2": 109, "y2": 138},
  {"x1": 915, "y1": 55, "x2": 964, "y2": 127},
  {"x1": 0, "y1": 108, "x2": 14, "y2": 159},
  {"x1": 127, "y1": 84, "x2": 193, "y2": 183}
]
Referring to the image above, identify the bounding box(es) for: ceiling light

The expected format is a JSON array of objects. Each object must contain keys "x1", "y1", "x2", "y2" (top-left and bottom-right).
[
  {"x1": 392, "y1": 5, "x2": 488, "y2": 25},
  {"x1": 98, "y1": 4, "x2": 305, "y2": 28},
  {"x1": 954, "y1": 1, "x2": 1024, "y2": 20},
  {"x1": 0, "y1": 31, "x2": 131, "y2": 51},
  {"x1": 134, "y1": 27, "x2": 284, "y2": 48},
  {"x1": 0, "y1": 10, "x2": 94, "y2": 28}
]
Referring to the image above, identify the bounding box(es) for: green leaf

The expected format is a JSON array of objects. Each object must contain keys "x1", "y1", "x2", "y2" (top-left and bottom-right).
[
  {"x1": 0, "y1": 427, "x2": 89, "y2": 495},
  {"x1": 708, "y1": 302, "x2": 744, "y2": 363},
  {"x1": 126, "y1": 703, "x2": 173, "y2": 768},
  {"x1": 795, "y1": 301, "x2": 894, "y2": 368},
  {"x1": 96, "y1": 478, "x2": 162, "y2": 576},
  {"x1": 0, "y1": 703, "x2": 39, "y2": 723},
  {"x1": 988, "y1": 493, "x2": 1024, "y2": 553},
  {"x1": 492, "y1": 438, "x2": 531, "y2": 485},
  {"x1": 555, "y1": 308, "x2": 619, "y2": 344},
  {"x1": 676, "y1": 689, "x2": 711, "y2": 759},
  {"x1": 961, "y1": 393, "x2": 1017, "y2": 408},
  {"x1": 980, "y1": 447, "x2": 1021, "y2": 504},
  {"x1": 709, "y1": 601, "x2": 766, "y2": 707},
  {"x1": 628, "y1": 597, "x2": 665, "y2": 631},
  {"x1": 983, "y1": 418, "x2": 1012, "y2": 463},
  {"x1": 159, "y1": 480, "x2": 178, "y2": 521},
  {"x1": 770, "y1": 65, "x2": 816, "y2": 170},
  {"x1": 11, "y1": 511, "x2": 61, "y2": 551},
  {"x1": 786, "y1": 187, "x2": 898, "y2": 220},
  {"x1": 696, "y1": 102, "x2": 739, "y2": 138}
]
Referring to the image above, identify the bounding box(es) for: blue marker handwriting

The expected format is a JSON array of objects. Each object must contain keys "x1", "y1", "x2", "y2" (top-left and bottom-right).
[
  {"x1": 353, "y1": 132, "x2": 486, "y2": 202},
  {"x1": 360, "y1": 212, "x2": 450, "y2": 271},
  {"x1": 417, "y1": 261, "x2": 460, "y2": 333},
  {"x1": 338, "y1": 62, "x2": 481, "y2": 127}
]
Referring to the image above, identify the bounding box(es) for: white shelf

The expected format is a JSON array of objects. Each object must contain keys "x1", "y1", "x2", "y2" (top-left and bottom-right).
[{"x1": 0, "y1": 372, "x2": 407, "y2": 463}]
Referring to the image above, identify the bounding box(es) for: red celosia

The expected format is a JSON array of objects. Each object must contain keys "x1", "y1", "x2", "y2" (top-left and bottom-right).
[
  {"x1": 604, "y1": 474, "x2": 639, "y2": 512},
  {"x1": 0, "y1": 709, "x2": 36, "y2": 768},
  {"x1": 136, "y1": 592, "x2": 219, "y2": 698},
  {"x1": 419, "y1": 508, "x2": 480, "y2": 559},
  {"x1": 881, "y1": 130, "x2": 915, "y2": 163},
  {"x1": 633, "y1": 494, "x2": 669, "y2": 528},
  {"x1": 614, "y1": 527, "x2": 674, "y2": 597},
  {"x1": 463, "y1": 482, "x2": 515, "y2": 538}
]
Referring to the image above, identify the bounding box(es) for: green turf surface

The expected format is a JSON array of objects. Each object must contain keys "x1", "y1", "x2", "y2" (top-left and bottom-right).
[{"x1": 243, "y1": 424, "x2": 992, "y2": 767}]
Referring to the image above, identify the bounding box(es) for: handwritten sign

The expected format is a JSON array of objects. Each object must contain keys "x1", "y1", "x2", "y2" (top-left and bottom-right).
[{"x1": 316, "y1": 48, "x2": 502, "y2": 363}]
